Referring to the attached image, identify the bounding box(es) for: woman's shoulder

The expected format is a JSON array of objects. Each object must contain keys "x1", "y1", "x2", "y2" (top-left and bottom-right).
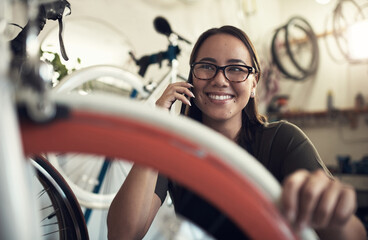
[
  {"x1": 262, "y1": 120, "x2": 301, "y2": 132},
  {"x1": 260, "y1": 120, "x2": 307, "y2": 141}
]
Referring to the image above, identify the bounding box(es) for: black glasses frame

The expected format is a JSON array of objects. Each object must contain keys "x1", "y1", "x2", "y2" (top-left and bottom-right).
[{"x1": 191, "y1": 62, "x2": 255, "y2": 82}]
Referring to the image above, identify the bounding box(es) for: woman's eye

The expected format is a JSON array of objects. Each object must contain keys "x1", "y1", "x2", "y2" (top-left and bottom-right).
[
  {"x1": 228, "y1": 66, "x2": 245, "y2": 72},
  {"x1": 199, "y1": 64, "x2": 214, "y2": 70}
]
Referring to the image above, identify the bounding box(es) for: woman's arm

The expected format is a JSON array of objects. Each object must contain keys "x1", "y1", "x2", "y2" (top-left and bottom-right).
[
  {"x1": 267, "y1": 122, "x2": 366, "y2": 239},
  {"x1": 107, "y1": 82, "x2": 193, "y2": 239},
  {"x1": 107, "y1": 164, "x2": 161, "y2": 240}
]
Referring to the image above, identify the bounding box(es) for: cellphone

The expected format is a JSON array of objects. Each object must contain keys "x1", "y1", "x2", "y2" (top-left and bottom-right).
[{"x1": 180, "y1": 86, "x2": 194, "y2": 115}]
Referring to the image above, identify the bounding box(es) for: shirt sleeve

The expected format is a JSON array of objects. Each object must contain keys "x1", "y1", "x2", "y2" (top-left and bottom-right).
[
  {"x1": 154, "y1": 173, "x2": 168, "y2": 205},
  {"x1": 267, "y1": 121, "x2": 332, "y2": 182}
]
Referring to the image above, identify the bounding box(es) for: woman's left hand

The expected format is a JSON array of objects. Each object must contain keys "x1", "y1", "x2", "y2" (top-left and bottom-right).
[{"x1": 281, "y1": 169, "x2": 357, "y2": 231}]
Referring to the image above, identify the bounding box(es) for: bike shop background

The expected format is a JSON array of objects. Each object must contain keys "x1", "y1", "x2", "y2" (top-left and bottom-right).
[{"x1": 13, "y1": 0, "x2": 366, "y2": 238}]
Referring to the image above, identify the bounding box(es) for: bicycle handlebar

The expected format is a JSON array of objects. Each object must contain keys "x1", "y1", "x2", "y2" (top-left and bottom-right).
[
  {"x1": 10, "y1": 0, "x2": 71, "y2": 123},
  {"x1": 10, "y1": 0, "x2": 71, "y2": 61},
  {"x1": 130, "y1": 16, "x2": 188, "y2": 77},
  {"x1": 129, "y1": 45, "x2": 180, "y2": 77}
]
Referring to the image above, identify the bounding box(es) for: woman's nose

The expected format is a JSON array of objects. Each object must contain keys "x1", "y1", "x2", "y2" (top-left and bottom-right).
[{"x1": 211, "y1": 70, "x2": 229, "y2": 86}]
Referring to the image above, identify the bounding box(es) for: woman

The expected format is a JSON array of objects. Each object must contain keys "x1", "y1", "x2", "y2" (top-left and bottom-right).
[{"x1": 107, "y1": 26, "x2": 366, "y2": 240}]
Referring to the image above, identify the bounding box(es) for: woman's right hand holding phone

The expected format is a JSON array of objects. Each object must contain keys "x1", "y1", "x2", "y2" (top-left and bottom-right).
[{"x1": 155, "y1": 82, "x2": 194, "y2": 110}]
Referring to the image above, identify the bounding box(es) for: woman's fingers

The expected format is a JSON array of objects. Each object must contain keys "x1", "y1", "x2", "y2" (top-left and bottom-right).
[
  {"x1": 281, "y1": 169, "x2": 357, "y2": 232},
  {"x1": 281, "y1": 169, "x2": 309, "y2": 225},
  {"x1": 329, "y1": 185, "x2": 357, "y2": 226},
  {"x1": 155, "y1": 82, "x2": 194, "y2": 110},
  {"x1": 297, "y1": 170, "x2": 330, "y2": 229},
  {"x1": 310, "y1": 180, "x2": 341, "y2": 228}
]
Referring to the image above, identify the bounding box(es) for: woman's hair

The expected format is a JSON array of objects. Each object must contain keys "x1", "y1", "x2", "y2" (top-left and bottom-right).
[{"x1": 183, "y1": 25, "x2": 267, "y2": 153}]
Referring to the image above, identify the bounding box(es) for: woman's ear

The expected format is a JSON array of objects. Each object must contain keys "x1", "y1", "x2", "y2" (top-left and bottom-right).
[{"x1": 251, "y1": 77, "x2": 257, "y2": 97}]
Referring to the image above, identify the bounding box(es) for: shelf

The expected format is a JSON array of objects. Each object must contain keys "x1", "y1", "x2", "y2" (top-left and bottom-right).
[
  {"x1": 269, "y1": 107, "x2": 368, "y2": 119},
  {"x1": 268, "y1": 107, "x2": 368, "y2": 128},
  {"x1": 336, "y1": 174, "x2": 368, "y2": 208},
  {"x1": 335, "y1": 174, "x2": 368, "y2": 191}
]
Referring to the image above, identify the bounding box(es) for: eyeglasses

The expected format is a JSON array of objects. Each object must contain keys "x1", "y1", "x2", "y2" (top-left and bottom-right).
[{"x1": 191, "y1": 62, "x2": 255, "y2": 82}]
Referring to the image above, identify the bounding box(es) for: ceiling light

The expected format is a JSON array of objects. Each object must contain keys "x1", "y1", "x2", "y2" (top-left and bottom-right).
[{"x1": 315, "y1": 0, "x2": 331, "y2": 5}]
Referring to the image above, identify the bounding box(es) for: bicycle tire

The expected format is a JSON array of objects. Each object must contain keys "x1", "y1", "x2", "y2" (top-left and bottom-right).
[
  {"x1": 271, "y1": 25, "x2": 308, "y2": 81},
  {"x1": 21, "y1": 93, "x2": 318, "y2": 240},
  {"x1": 332, "y1": 0, "x2": 366, "y2": 62},
  {"x1": 51, "y1": 64, "x2": 148, "y2": 210},
  {"x1": 47, "y1": 153, "x2": 132, "y2": 209},
  {"x1": 284, "y1": 16, "x2": 319, "y2": 77},
  {"x1": 53, "y1": 65, "x2": 149, "y2": 98},
  {"x1": 271, "y1": 26, "x2": 307, "y2": 80},
  {"x1": 323, "y1": 12, "x2": 347, "y2": 64},
  {"x1": 32, "y1": 155, "x2": 89, "y2": 240},
  {"x1": 50, "y1": 65, "x2": 180, "y2": 210},
  {"x1": 271, "y1": 17, "x2": 318, "y2": 81}
]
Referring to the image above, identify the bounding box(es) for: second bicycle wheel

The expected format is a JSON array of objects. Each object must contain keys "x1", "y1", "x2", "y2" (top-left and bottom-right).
[
  {"x1": 47, "y1": 153, "x2": 132, "y2": 209},
  {"x1": 51, "y1": 65, "x2": 148, "y2": 210},
  {"x1": 32, "y1": 155, "x2": 89, "y2": 240},
  {"x1": 271, "y1": 16, "x2": 319, "y2": 81}
]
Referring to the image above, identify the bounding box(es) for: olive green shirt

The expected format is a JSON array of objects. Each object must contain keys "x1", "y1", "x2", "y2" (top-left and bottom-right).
[{"x1": 154, "y1": 120, "x2": 330, "y2": 239}]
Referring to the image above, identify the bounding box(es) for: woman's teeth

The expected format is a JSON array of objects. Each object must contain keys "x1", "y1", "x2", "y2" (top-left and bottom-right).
[{"x1": 208, "y1": 94, "x2": 233, "y2": 100}]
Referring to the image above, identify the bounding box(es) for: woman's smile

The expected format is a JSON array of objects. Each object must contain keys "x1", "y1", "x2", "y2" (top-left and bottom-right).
[{"x1": 206, "y1": 92, "x2": 235, "y2": 102}]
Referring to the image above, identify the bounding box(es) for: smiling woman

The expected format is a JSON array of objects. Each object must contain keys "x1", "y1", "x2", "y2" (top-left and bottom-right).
[{"x1": 107, "y1": 25, "x2": 367, "y2": 240}]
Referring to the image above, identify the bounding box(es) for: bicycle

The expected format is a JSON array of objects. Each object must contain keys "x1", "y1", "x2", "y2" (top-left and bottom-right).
[{"x1": 1, "y1": 1, "x2": 319, "y2": 239}]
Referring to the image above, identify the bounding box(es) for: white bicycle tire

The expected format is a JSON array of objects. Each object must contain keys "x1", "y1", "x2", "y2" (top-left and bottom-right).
[
  {"x1": 50, "y1": 65, "x2": 148, "y2": 209},
  {"x1": 47, "y1": 154, "x2": 132, "y2": 209},
  {"x1": 53, "y1": 65, "x2": 149, "y2": 98}
]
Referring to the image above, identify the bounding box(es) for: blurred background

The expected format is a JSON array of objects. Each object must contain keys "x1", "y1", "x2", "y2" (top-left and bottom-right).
[
  {"x1": 5, "y1": 0, "x2": 368, "y2": 239},
  {"x1": 28, "y1": 0, "x2": 368, "y2": 168}
]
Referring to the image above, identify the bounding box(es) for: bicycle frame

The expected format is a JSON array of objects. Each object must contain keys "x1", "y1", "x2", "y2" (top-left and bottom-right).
[
  {"x1": 0, "y1": 0, "x2": 67, "y2": 238},
  {"x1": 1, "y1": 1, "x2": 33, "y2": 237},
  {"x1": 0, "y1": 48, "x2": 41, "y2": 240}
]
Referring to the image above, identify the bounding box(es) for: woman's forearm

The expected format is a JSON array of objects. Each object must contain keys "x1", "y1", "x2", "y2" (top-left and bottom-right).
[
  {"x1": 317, "y1": 215, "x2": 367, "y2": 240},
  {"x1": 107, "y1": 164, "x2": 160, "y2": 240}
]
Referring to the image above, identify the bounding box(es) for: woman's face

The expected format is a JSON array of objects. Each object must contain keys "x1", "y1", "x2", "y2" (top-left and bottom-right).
[{"x1": 192, "y1": 33, "x2": 257, "y2": 124}]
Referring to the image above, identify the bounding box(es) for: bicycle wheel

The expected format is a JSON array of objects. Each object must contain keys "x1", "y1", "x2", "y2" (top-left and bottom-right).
[
  {"x1": 332, "y1": 0, "x2": 367, "y2": 62},
  {"x1": 47, "y1": 153, "x2": 132, "y2": 209},
  {"x1": 284, "y1": 16, "x2": 319, "y2": 77},
  {"x1": 53, "y1": 65, "x2": 149, "y2": 99},
  {"x1": 32, "y1": 155, "x2": 89, "y2": 240},
  {"x1": 51, "y1": 65, "x2": 150, "y2": 210},
  {"x1": 21, "y1": 93, "x2": 318, "y2": 240},
  {"x1": 271, "y1": 16, "x2": 319, "y2": 81}
]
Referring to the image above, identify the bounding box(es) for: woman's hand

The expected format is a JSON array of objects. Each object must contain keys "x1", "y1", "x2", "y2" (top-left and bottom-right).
[
  {"x1": 155, "y1": 82, "x2": 194, "y2": 110},
  {"x1": 281, "y1": 169, "x2": 365, "y2": 239}
]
